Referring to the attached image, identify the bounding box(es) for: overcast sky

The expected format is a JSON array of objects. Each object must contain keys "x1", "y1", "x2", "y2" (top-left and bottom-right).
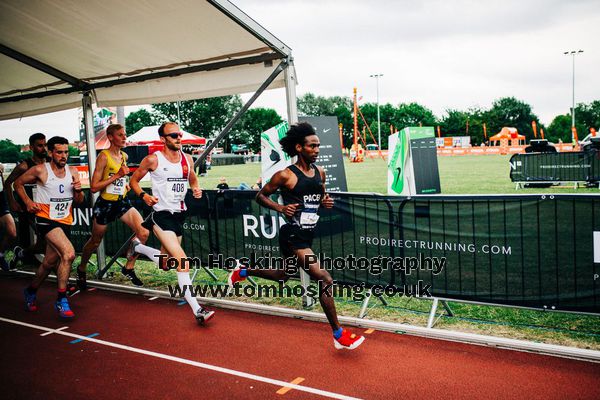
[{"x1": 1, "y1": 0, "x2": 598, "y2": 143}]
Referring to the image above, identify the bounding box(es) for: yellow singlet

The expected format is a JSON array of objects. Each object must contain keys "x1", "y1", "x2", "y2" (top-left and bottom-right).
[{"x1": 100, "y1": 150, "x2": 128, "y2": 201}]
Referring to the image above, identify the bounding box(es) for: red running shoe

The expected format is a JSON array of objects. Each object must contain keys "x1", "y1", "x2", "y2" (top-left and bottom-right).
[
  {"x1": 334, "y1": 329, "x2": 365, "y2": 350},
  {"x1": 227, "y1": 263, "x2": 247, "y2": 287}
]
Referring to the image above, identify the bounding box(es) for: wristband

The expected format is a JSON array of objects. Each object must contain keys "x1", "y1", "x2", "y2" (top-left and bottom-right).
[{"x1": 139, "y1": 191, "x2": 147, "y2": 199}]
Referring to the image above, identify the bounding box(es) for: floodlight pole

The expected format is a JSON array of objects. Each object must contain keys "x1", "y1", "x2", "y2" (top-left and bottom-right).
[
  {"x1": 564, "y1": 50, "x2": 584, "y2": 140},
  {"x1": 370, "y1": 73, "x2": 383, "y2": 149}
]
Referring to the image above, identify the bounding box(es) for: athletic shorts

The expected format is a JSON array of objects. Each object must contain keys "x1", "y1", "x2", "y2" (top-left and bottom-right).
[
  {"x1": 279, "y1": 223, "x2": 314, "y2": 257},
  {"x1": 93, "y1": 197, "x2": 132, "y2": 225},
  {"x1": 0, "y1": 191, "x2": 10, "y2": 216},
  {"x1": 34, "y1": 216, "x2": 71, "y2": 239},
  {"x1": 143, "y1": 210, "x2": 186, "y2": 237}
]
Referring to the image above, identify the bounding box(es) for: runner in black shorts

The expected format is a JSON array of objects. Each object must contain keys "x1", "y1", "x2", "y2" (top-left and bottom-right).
[
  {"x1": 130, "y1": 121, "x2": 214, "y2": 325},
  {"x1": 77, "y1": 124, "x2": 149, "y2": 290},
  {"x1": 228, "y1": 122, "x2": 365, "y2": 350},
  {"x1": 15, "y1": 136, "x2": 84, "y2": 318}
]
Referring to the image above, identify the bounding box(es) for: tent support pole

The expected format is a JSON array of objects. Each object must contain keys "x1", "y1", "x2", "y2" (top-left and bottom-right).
[
  {"x1": 82, "y1": 92, "x2": 106, "y2": 274},
  {"x1": 193, "y1": 58, "x2": 289, "y2": 168}
]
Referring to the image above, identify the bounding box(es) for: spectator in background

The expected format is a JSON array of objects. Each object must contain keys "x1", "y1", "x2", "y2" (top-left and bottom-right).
[
  {"x1": 251, "y1": 177, "x2": 263, "y2": 190},
  {"x1": 216, "y1": 177, "x2": 229, "y2": 190}
]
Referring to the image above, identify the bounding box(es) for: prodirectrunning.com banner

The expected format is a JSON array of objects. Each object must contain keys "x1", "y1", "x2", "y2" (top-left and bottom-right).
[{"x1": 70, "y1": 190, "x2": 600, "y2": 314}]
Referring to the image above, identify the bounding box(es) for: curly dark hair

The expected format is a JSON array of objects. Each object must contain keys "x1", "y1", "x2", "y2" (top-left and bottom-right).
[{"x1": 279, "y1": 122, "x2": 317, "y2": 157}]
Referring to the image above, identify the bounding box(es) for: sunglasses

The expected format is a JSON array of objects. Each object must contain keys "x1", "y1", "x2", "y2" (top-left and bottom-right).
[{"x1": 161, "y1": 132, "x2": 183, "y2": 139}]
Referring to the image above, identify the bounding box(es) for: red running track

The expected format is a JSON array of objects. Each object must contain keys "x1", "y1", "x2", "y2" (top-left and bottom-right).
[{"x1": 1, "y1": 274, "x2": 599, "y2": 400}]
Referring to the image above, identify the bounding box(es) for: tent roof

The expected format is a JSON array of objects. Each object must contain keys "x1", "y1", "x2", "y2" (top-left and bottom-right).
[
  {"x1": 128, "y1": 125, "x2": 205, "y2": 145},
  {"x1": 0, "y1": 0, "x2": 294, "y2": 120}
]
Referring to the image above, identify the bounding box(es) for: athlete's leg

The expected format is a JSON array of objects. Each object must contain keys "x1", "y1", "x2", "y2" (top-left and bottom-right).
[
  {"x1": 152, "y1": 225, "x2": 214, "y2": 322},
  {"x1": 44, "y1": 228, "x2": 76, "y2": 291},
  {"x1": 44, "y1": 227, "x2": 76, "y2": 317},
  {"x1": 29, "y1": 244, "x2": 60, "y2": 290},
  {"x1": 0, "y1": 213, "x2": 17, "y2": 269},
  {"x1": 295, "y1": 247, "x2": 340, "y2": 331},
  {"x1": 23, "y1": 243, "x2": 60, "y2": 312}
]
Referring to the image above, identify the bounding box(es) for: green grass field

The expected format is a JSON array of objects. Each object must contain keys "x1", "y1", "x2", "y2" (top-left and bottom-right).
[{"x1": 199, "y1": 155, "x2": 598, "y2": 194}]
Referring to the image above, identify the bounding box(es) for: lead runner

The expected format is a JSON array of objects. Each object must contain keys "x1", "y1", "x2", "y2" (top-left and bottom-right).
[{"x1": 228, "y1": 122, "x2": 365, "y2": 350}]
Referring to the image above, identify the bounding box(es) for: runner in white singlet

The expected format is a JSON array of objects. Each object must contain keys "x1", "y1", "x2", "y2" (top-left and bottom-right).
[{"x1": 129, "y1": 122, "x2": 214, "y2": 325}]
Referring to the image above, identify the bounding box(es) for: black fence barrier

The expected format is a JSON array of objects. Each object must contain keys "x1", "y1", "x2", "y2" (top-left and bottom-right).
[
  {"x1": 510, "y1": 149, "x2": 600, "y2": 183},
  {"x1": 20, "y1": 190, "x2": 600, "y2": 314}
]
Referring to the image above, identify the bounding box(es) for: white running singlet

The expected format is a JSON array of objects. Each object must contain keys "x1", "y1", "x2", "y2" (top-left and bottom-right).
[{"x1": 150, "y1": 151, "x2": 190, "y2": 213}]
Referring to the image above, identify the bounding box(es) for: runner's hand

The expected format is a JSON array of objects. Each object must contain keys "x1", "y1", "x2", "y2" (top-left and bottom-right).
[
  {"x1": 116, "y1": 165, "x2": 129, "y2": 178},
  {"x1": 192, "y1": 187, "x2": 202, "y2": 199},
  {"x1": 144, "y1": 195, "x2": 159, "y2": 207},
  {"x1": 26, "y1": 201, "x2": 41, "y2": 214},
  {"x1": 321, "y1": 194, "x2": 334, "y2": 208},
  {"x1": 72, "y1": 179, "x2": 82, "y2": 192},
  {"x1": 281, "y1": 203, "x2": 300, "y2": 217}
]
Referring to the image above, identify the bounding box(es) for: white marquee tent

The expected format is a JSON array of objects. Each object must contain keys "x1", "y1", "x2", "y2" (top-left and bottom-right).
[{"x1": 0, "y1": 0, "x2": 297, "y2": 121}]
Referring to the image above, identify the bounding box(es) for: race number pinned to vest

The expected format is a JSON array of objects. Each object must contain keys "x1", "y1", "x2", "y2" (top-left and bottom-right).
[
  {"x1": 106, "y1": 175, "x2": 126, "y2": 195},
  {"x1": 167, "y1": 178, "x2": 188, "y2": 202},
  {"x1": 49, "y1": 197, "x2": 72, "y2": 220},
  {"x1": 299, "y1": 210, "x2": 320, "y2": 229}
]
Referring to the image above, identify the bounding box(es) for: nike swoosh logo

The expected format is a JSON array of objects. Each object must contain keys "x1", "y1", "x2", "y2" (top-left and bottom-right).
[{"x1": 323, "y1": 128, "x2": 331, "y2": 133}]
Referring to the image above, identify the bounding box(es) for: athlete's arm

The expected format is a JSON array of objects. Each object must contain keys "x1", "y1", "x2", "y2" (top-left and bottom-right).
[
  {"x1": 130, "y1": 154, "x2": 158, "y2": 207},
  {"x1": 256, "y1": 169, "x2": 299, "y2": 217},
  {"x1": 90, "y1": 152, "x2": 127, "y2": 193},
  {"x1": 186, "y1": 154, "x2": 202, "y2": 199},
  {"x1": 318, "y1": 166, "x2": 334, "y2": 208},
  {"x1": 70, "y1": 166, "x2": 85, "y2": 204},
  {"x1": 4, "y1": 161, "x2": 28, "y2": 212},
  {"x1": 14, "y1": 164, "x2": 44, "y2": 213}
]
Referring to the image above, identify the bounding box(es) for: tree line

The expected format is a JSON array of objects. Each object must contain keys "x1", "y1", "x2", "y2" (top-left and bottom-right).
[
  {"x1": 126, "y1": 94, "x2": 600, "y2": 152},
  {"x1": 2, "y1": 94, "x2": 597, "y2": 162}
]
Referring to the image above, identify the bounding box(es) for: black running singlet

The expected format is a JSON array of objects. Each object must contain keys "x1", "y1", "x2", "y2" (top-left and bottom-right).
[{"x1": 281, "y1": 164, "x2": 324, "y2": 230}]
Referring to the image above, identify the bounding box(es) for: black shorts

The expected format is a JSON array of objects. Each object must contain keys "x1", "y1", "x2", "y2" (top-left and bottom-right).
[
  {"x1": 93, "y1": 197, "x2": 132, "y2": 225},
  {"x1": 34, "y1": 216, "x2": 71, "y2": 239},
  {"x1": 143, "y1": 210, "x2": 186, "y2": 237},
  {"x1": 279, "y1": 224, "x2": 314, "y2": 257},
  {"x1": 0, "y1": 191, "x2": 10, "y2": 216}
]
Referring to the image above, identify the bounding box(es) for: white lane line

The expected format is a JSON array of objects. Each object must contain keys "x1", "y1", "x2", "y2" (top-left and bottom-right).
[
  {"x1": 0, "y1": 316, "x2": 361, "y2": 400},
  {"x1": 148, "y1": 296, "x2": 159, "y2": 301},
  {"x1": 40, "y1": 326, "x2": 69, "y2": 336}
]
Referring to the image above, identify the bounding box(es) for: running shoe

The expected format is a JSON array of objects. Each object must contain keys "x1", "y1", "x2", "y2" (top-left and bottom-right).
[
  {"x1": 333, "y1": 329, "x2": 365, "y2": 350},
  {"x1": 126, "y1": 237, "x2": 141, "y2": 261},
  {"x1": 227, "y1": 262, "x2": 247, "y2": 287},
  {"x1": 8, "y1": 246, "x2": 24, "y2": 270},
  {"x1": 0, "y1": 255, "x2": 8, "y2": 271},
  {"x1": 122, "y1": 267, "x2": 144, "y2": 287},
  {"x1": 55, "y1": 297, "x2": 75, "y2": 318},
  {"x1": 195, "y1": 307, "x2": 215, "y2": 324},
  {"x1": 24, "y1": 288, "x2": 37, "y2": 312}
]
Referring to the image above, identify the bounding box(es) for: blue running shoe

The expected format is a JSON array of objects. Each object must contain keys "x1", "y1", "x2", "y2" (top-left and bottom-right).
[
  {"x1": 24, "y1": 289, "x2": 37, "y2": 312},
  {"x1": 55, "y1": 297, "x2": 75, "y2": 318}
]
